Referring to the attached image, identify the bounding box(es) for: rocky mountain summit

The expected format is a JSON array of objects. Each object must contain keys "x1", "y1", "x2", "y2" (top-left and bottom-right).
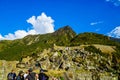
[{"x1": 0, "y1": 26, "x2": 120, "y2": 80}]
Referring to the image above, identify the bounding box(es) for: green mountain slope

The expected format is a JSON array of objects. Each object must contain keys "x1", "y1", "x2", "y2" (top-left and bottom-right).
[
  {"x1": 70, "y1": 32, "x2": 118, "y2": 46},
  {"x1": 0, "y1": 26, "x2": 120, "y2": 61},
  {"x1": 0, "y1": 26, "x2": 76, "y2": 60}
]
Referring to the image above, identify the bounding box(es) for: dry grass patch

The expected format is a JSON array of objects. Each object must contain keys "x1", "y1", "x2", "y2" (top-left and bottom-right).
[
  {"x1": 33, "y1": 69, "x2": 65, "y2": 77},
  {"x1": 93, "y1": 44, "x2": 115, "y2": 54},
  {"x1": 45, "y1": 70, "x2": 65, "y2": 77},
  {"x1": 80, "y1": 44, "x2": 115, "y2": 54}
]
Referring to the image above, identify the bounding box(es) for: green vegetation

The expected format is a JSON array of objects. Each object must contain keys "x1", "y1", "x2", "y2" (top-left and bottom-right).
[
  {"x1": 84, "y1": 45, "x2": 102, "y2": 54},
  {"x1": 70, "y1": 32, "x2": 119, "y2": 46},
  {"x1": 0, "y1": 26, "x2": 120, "y2": 61}
]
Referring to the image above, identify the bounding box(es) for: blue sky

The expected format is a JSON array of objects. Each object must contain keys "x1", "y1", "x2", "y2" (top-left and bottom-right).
[{"x1": 0, "y1": 0, "x2": 120, "y2": 40}]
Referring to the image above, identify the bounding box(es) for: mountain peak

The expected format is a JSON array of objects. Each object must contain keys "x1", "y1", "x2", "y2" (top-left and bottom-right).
[
  {"x1": 53, "y1": 25, "x2": 76, "y2": 37},
  {"x1": 61, "y1": 25, "x2": 73, "y2": 30},
  {"x1": 58, "y1": 25, "x2": 73, "y2": 31}
]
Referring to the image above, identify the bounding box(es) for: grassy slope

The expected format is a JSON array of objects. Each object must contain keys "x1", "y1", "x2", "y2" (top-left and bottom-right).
[{"x1": 0, "y1": 26, "x2": 120, "y2": 61}]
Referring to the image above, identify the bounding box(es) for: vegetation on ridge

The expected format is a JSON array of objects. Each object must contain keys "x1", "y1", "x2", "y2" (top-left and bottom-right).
[{"x1": 0, "y1": 26, "x2": 120, "y2": 61}]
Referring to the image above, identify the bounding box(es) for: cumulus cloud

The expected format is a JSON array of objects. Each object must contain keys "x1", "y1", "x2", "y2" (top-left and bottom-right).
[
  {"x1": 0, "y1": 30, "x2": 36, "y2": 40},
  {"x1": 90, "y1": 21, "x2": 103, "y2": 26},
  {"x1": 108, "y1": 26, "x2": 120, "y2": 38},
  {"x1": 0, "y1": 34, "x2": 4, "y2": 40},
  {"x1": 27, "y1": 12, "x2": 54, "y2": 34},
  {"x1": 106, "y1": 0, "x2": 120, "y2": 6},
  {"x1": 0, "y1": 12, "x2": 55, "y2": 40}
]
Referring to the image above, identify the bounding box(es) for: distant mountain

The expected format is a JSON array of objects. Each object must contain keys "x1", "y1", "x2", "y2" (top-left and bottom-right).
[
  {"x1": 110, "y1": 37, "x2": 120, "y2": 43},
  {"x1": 70, "y1": 32, "x2": 118, "y2": 46},
  {"x1": 0, "y1": 26, "x2": 120, "y2": 61}
]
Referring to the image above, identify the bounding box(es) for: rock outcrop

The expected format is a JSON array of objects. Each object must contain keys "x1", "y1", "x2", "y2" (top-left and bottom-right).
[{"x1": 0, "y1": 45, "x2": 119, "y2": 80}]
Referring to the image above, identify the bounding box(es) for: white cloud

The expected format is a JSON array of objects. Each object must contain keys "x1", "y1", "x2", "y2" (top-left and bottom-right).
[
  {"x1": 0, "y1": 34, "x2": 4, "y2": 40},
  {"x1": 106, "y1": 0, "x2": 120, "y2": 6},
  {"x1": 0, "y1": 12, "x2": 55, "y2": 40},
  {"x1": 95, "y1": 28, "x2": 100, "y2": 32},
  {"x1": 4, "y1": 33, "x2": 15, "y2": 40},
  {"x1": 27, "y1": 30, "x2": 37, "y2": 35},
  {"x1": 1, "y1": 30, "x2": 36, "y2": 40},
  {"x1": 108, "y1": 26, "x2": 120, "y2": 38},
  {"x1": 27, "y1": 12, "x2": 54, "y2": 34},
  {"x1": 106, "y1": 0, "x2": 110, "y2": 2},
  {"x1": 90, "y1": 21, "x2": 103, "y2": 26}
]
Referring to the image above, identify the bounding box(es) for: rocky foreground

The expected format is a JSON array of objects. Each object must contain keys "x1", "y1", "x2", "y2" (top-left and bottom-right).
[{"x1": 0, "y1": 45, "x2": 119, "y2": 80}]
